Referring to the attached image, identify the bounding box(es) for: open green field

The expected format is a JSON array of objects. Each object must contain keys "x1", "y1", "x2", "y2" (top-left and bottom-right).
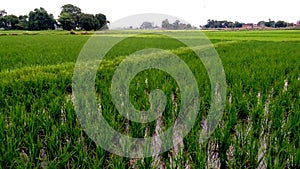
[{"x1": 0, "y1": 30, "x2": 299, "y2": 168}]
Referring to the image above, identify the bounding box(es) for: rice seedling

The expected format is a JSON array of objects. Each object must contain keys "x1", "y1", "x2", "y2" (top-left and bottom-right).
[{"x1": 0, "y1": 30, "x2": 299, "y2": 168}]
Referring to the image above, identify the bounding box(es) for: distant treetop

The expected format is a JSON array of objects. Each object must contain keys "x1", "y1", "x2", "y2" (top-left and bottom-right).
[{"x1": 0, "y1": 4, "x2": 108, "y2": 31}]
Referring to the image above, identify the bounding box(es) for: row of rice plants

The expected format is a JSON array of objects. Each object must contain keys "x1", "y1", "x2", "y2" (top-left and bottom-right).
[{"x1": 0, "y1": 31, "x2": 299, "y2": 168}]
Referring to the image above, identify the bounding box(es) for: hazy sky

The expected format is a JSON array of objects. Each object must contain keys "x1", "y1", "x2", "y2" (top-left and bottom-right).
[{"x1": 0, "y1": 0, "x2": 299, "y2": 27}]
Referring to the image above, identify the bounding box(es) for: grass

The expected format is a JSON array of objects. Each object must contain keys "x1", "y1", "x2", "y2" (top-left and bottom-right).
[
  {"x1": 0, "y1": 34, "x2": 89, "y2": 70},
  {"x1": 0, "y1": 30, "x2": 299, "y2": 168}
]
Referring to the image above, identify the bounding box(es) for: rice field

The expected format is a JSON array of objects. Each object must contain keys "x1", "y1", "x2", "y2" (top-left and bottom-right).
[{"x1": 0, "y1": 30, "x2": 299, "y2": 168}]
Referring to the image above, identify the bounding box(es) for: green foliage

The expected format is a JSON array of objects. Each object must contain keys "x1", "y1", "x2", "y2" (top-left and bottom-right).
[
  {"x1": 60, "y1": 4, "x2": 82, "y2": 28},
  {"x1": 275, "y1": 20, "x2": 288, "y2": 28},
  {"x1": 0, "y1": 14, "x2": 28, "y2": 30},
  {"x1": 0, "y1": 4, "x2": 108, "y2": 31},
  {"x1": 265, "y1": 19, "x2": 276, "y2": 27},
  {"x1": 0, "y1": 16, "x2": 5, "y2": 28},
  {"x1": 79, "y1": 13, "x2": 96, "y2": 31},
  {"x1": 95, "y1": 13, "x2": 107, "y2": 30},
  {"x1": 162, "y1": 19, "x2": 171, "y2": 29},
  {"x1": 161, "y1": 19, "x2": 192, "y2": 30},
  {"x1": 204, "y1": 19, "x2": 243, "y2": 28},
  {"x1": 140, "y1": 21, "x2": 153, "y2": 29},
  {"x1": 58, "y1": 12, "x2": 75, "y2": 30},
  {"x1": 17, "y1": 15, "x2": 29, "y2": 30},
  {"x1": 3, "y1": 15, "x2": 19, "y2": 30},
  {"x1": 28, "y1": 8, "x2": 56, "y2": 30},
  {"x1": 58, "y1": 4, "x2": 108, "y2": 31}
]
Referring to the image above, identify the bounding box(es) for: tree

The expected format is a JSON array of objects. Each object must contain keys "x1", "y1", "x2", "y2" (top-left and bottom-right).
[
  {"x1": 59, "y1": 4, "x2": 107, "y2": 31},
  {"x1": 140, "y1": 21, "x2": 153, "y2": 29},
  {"x1": 0, "y1": 9, "x2": 7, "y2": 17},
  {"x1": 204, "y1": 19, "x2": 215, "y2": 28},
  {"x1": 60, "y1": 4, "x2": 81, "y2": 28},
  {"x1": 173, "y1": 20, "x2": 180, "y2": 29},
  {"x1": 275, "y1": 20, "x2": 287, "y2": 28},
  {"x1": 17, "y1": 15, "x2": 29, "y2": 30},
  {"x1": 185, "y1": 24, "x2": 192, "y2": 29},
  {"x1": 227, "y1": 21, "x2": 234, "y2": 28},
  {"x1": 0, "y1": 6, "x2": 109, "y2": 31},
  {"x1": 58, "y1": 12, "x2": 75, "y2": 30},
  {"x1": 28, "y1": 7, "x2": 56, "y2": 30},
  {"x1": 0, "y1": 17, "x2": 5, "y2": 28},
  {"x1": 94, "y1": 13, "x2": 107, "y2": 30},
  {"x1": 162, "y1": 19, "x2": 172, "y2": 29},
  {"x1": 204, "y1": 19, "x2": 242, "y2": 29},
  {"x1": 79, "y1": 13, "x2": 95, "y2": 31},
  {"x1": 265, "y1": 19, "x2": 275, "y2": 27},
  {"x1": 233, "y1": 21, "x2": 242, "y2": 28},
  {"x1": 161, "y1": 19, "x2": 193, "y2": 30},
  {"x1": 257, "y1": 21, "x2": 266, "y2": 27},
  {"x1": 0, "y1": 10, "x2": 7, "y2": 29},
  {"x1": 3, "y1": 15, "x2": 19, "y2": 30}
]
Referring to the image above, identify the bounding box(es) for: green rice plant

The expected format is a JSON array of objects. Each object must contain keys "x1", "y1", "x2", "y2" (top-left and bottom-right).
[{"x1": 0, "y1": 30, "x2": 299, "y2": 168}]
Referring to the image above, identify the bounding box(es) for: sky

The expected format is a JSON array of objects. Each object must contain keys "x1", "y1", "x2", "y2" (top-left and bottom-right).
[{"x1": 0, "y1": 0, "x2": 299, "y2": 27}]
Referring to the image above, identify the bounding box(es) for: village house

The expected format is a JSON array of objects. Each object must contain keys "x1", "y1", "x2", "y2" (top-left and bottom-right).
[{"x1": 242, "y1": 23, "x2": 254, "y2": 29}]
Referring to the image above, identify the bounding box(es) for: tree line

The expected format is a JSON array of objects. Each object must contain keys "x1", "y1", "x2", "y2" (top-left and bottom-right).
[
  {"x1": 0, "y1": 4, "x2": 108, "y2": 31},
  {"x1": 203, "y1": 19, "x2": 295, "y2": 29},
  {"x1": 161, "y1": 19, "x2": 193, "y2": 30},
  {"x1": 139, "y1": 19, "x2": 194, "y2": 30}
]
